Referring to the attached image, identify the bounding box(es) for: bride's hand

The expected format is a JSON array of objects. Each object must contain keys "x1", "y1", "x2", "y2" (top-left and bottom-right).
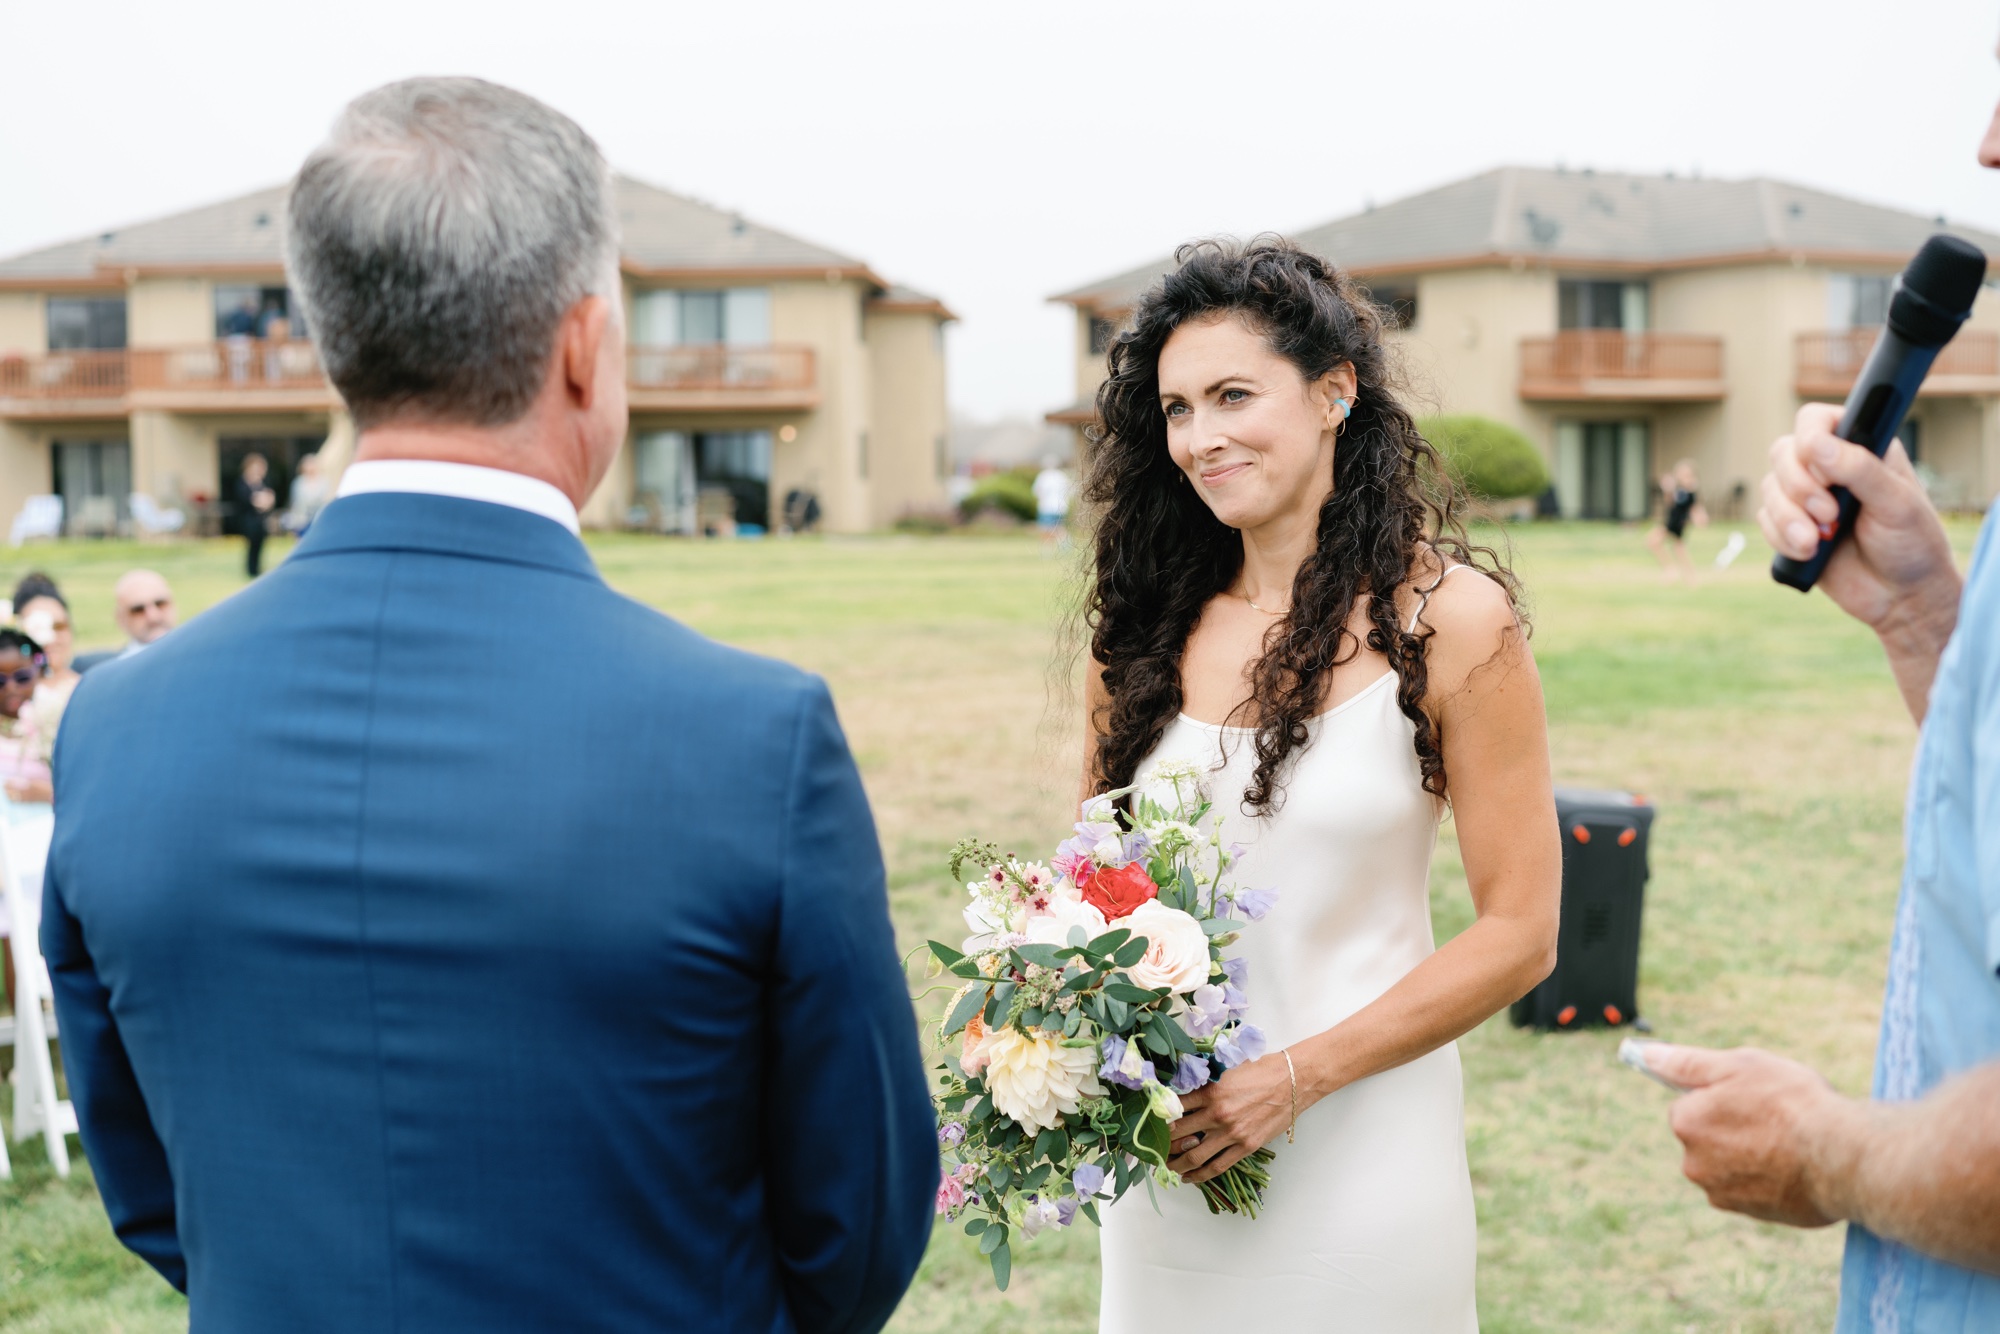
[{"x1": 1165, "y1": 1054, "x2": 1294, "y2": 1184}]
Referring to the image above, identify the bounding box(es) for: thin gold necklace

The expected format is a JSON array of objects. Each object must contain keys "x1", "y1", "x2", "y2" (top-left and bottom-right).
[{"x1": 1240, "y1": 591, "x2": 1288, "y2": 615}]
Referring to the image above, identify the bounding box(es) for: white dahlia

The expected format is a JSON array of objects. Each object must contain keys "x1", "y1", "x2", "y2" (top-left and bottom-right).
[{"x1": 976, "y1": 1028, "x2": 1106, "y2": 1132}]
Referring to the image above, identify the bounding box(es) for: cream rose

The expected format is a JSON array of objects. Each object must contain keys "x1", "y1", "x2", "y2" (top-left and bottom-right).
[
  {"x1": 1114, "y1": 900, "x2": 1211, "y2": 994},
  {"x1": 975, "y1": 1028, "x2": 1106, "y2": 1132}
]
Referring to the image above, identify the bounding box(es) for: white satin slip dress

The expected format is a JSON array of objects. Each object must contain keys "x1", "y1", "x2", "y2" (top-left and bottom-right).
[{"x1": 1097, "y1": 570, "x2": 1479, "y2": 1333}]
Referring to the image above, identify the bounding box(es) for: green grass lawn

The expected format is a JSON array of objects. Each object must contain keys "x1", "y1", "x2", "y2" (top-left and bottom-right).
[{"x1": 1, "y1": 518, "x2": 1964, "y2": 1331}]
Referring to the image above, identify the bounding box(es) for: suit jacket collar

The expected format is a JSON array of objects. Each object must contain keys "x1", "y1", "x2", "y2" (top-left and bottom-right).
[{"x1": 290, "y1": 491, "x2": 602, "y2": 583}]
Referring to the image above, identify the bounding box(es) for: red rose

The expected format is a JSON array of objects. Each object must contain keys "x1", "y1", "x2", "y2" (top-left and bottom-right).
[{"x1": 1081, "y1": 862, "x2": 1159, "y2": 920}]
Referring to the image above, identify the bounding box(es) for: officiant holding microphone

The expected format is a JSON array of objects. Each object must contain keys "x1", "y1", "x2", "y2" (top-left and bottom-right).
[{"x1": 1645, "y1": 51, "x2": 2000, "y2": 1333}]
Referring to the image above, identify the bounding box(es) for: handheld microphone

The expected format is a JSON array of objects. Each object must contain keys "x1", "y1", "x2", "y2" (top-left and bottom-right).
[{"x1": 1771, "y1": 234, "x2": 1987, "y2": 592}]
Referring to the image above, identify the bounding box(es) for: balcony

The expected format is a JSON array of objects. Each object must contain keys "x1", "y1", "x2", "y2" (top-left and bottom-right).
[
  {"x1": 625, "y1": 344, "x2": 818, "y2": 412},
  {"x1": 0, "y1": 340, "x2": 338, "y2": 417},
  {"x1": 1519, "y1": 331, "x2": 1726, "y2": 402},
  {"x1": 1795, "y1": 329, "x2": 2000, "y2": 398},
  {"x1": 0, "y1": 341, "x2": 823, "y2": 419}
]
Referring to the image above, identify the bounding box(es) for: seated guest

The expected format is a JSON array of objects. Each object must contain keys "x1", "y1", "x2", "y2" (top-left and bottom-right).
[
  {"x1": 0, "y1": 626, "x2": 51, "y2": 804},
  {"x1": 75, "y1": 571, "x2": 178, "y2": 673},
  {"x1": 12, "y1": 573, "x2": 80, "y2": 752}
]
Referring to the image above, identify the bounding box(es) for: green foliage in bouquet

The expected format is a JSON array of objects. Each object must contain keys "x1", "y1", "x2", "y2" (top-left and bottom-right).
[{"x1": 922, "y1": 765, "x2": 1278, "y2": 1289}]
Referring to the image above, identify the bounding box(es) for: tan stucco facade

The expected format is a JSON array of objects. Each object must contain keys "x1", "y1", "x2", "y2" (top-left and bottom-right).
[{"x1": 6, "y1": 265, "x2": 950, "y2": 538}]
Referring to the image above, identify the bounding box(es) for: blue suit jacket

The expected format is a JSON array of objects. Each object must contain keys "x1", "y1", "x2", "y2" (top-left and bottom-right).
[{"x1": 42, "y1": 492, "x2": 936, "y2": 1332}]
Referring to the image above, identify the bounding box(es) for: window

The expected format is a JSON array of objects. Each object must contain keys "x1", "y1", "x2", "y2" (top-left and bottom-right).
[
  {"x1": 214, "y1": 285, "x2": 304, "y2": 339},
  {"x1": 629, "y1": 288, "x2": 772, "y2": 345},
  {"x1": 1827, "y1": 274, "x2": 1893, "y2": 330},
  {"x1": 1088, "y1": 317, "x2": 1118, "y2": 356},
  {"x1": 1558, "y1": 280, "x2": 1648, "y2": 332},
  {"x1": 51, "y1": 439, "x2": 132, "y2": 534},
  {"x1": 634, "y1": 430, "x2": 696, "y2": 533},
  {"x1": 696, "y1": 429, "x2": 773, "y2": 531},
  {"x1": 1554, "y1": 421, "x2": 1649, "y2": 520},
  {"x1": 46, "y1": 298, "x2": 127, "y2": 350},
  {"x1": 1366, "y1": 283, "x2": 1419, "y2": 331}
]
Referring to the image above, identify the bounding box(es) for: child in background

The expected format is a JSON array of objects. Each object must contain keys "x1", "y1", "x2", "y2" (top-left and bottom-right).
[{"x1": 1647, "y1": 458, "x2": 1708, "y2": 584}]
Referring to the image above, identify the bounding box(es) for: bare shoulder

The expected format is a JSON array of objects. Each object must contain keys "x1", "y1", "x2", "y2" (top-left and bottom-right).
[{"x1": 1411, "y1": 561, "x2": 1530, "y2": 700}]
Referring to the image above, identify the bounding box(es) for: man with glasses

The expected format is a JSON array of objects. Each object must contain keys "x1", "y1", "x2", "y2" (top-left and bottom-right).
[{"x1": 74, "y1": 571, "x2": 177, "y2": 674}]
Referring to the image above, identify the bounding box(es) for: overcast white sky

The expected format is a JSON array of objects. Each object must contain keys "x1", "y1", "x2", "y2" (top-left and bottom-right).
[{"x1": 3, "y1": 0, "x2": 1998, "y2": 420}]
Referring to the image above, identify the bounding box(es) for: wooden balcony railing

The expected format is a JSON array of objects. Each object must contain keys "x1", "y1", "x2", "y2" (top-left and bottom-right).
[
  {"x1": 0, "y1": 349, "x2": 129, "y2": 399},
  {"x1": 1519, "y1": 331, "x2": 1726, "y2": 401},
  {"x1": 1796, "y1": 328, "x2": 2000, "y2": 397},
  {"x1": 626, "y1": 344, "x2": 815, "y2": 393},
  {"x1": 1, "y1": 341, "x2": 822, "y2": 414}
]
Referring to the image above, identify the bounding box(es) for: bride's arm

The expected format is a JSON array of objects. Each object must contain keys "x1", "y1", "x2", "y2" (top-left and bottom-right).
[{"x1": 1169, "y1": 571, "x2": 1561, "y2": 1183}]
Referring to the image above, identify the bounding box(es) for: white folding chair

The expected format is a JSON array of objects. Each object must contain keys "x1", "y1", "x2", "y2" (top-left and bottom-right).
[
  {"x1": 8, "y1": 495, "x2": 63, "y2": 548},
  {"x1": 1, "y1": 804, "x2": 75, "y2": 1178}
]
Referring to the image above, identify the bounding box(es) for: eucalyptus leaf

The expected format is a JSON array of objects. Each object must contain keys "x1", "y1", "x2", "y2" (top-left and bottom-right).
[
  {"x1": 1014, "y1": 943, "x2": 1064, "y2": 970},
  {"x1": 1104, "y1": 982, "x2": 1156, "y2": 1004},
  {"x1": 943, "y1": 985, "x2": 990, "y2": 1039},
  {"x1": 1087, "y1": 928, "x2": 1133, "y2": 956},
  {"x1": 991, "y1": 1240, "x2": 1012, "y2": 1290},
  {"x1": 964, "y1": 1217, "x2": 989, "y2": 1236},
  {"x1": 1112, "y1": 938, "x2": 1149, "y2": 969},
  {"x1": 979, "y1": 1224, "x2": 1006, "y2": 1255},
  {"x1": 928, "y1": 939, "x2": 968, "y2": 968},
  {"x1": 1200, "y1": 917, "x2": 1236, "y2": 937},
  {"x1": 1106, "y1": 997, "x2": 1129, "y2": 1029}
]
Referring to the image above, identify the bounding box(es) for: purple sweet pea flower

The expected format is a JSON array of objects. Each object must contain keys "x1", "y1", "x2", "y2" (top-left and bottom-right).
[
  {"x1": 1210, "y1": 893, "x2": 1234, "y2": 920},
  {"x1": 1099, "y1": 1034, "x2": 1150, "y2": 1090},
  {"x1": 1073, "y1": 1163, "x2": 1107, "y2": 1199},
  {"x1": 1222, "y1": 956, "x2": 1249, "y2": 989},
  {"x1": 1213, "y1": 1023, "x2": 1269, "y2": 1070},
  {"x1": 1120, "y1": 830, "x2": 1154, "y2": 864},
  {"x1": 1221, "y1": 982, "x2": 1250, "y2": 1019},
  {"x1": 1055, "y1": 1196, "x2": 1080, "y2": 1227},
  {"x1": 1169, "y1": 1052, "x2": 1212, "y2": 1095},
  {"x1": 1186, "y1": 984, "x2": 1229, "y2": 1038},
  {"x1": 1234, "y1": 888, "x2": 1278, "y2": 921},
  {"x1": 938, "y1": 1122, "x2": 965, "y2": 1147}
]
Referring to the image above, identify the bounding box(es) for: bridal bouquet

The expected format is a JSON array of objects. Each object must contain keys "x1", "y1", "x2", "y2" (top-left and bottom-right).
[{"x1": 923, "y1": 761, "x2": 1275, "y2": 1289}]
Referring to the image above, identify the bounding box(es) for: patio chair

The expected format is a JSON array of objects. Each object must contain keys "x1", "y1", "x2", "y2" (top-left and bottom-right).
[
  {"x1": 1, "y1": 804, "x2": 75, "y2": 1179},
  {"x1": 71, "y1": 496, "x2": 117, "y2": 539},
  {"x1": 129, "y1": 492, "x2": 187, "y2": 537},
  {"x1": 8, "y1": 495, "x2": 61, "y2": 547}
]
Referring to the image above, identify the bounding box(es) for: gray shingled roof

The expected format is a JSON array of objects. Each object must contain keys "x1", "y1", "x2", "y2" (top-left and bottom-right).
[
  {"x1": 0, "y1": 175, "x2": 877, "y2": 280},
  {"x1": 1054, "y1": 166, "x2": 2000, "y2": 309}
]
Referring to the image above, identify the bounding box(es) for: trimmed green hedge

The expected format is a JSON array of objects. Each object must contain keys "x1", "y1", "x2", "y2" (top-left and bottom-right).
[
  {"x1": 958, "y1": 469, "x2": 1039, "y2": 523},
  {"x1": 1420, "y1": 414, "x2": 1550, "y2": 500}
]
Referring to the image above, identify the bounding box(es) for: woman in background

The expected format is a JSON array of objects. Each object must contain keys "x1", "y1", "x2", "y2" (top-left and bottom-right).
[
  {"x1": 1646, "y1": 458, "x2": 1708, "y2": 584},
  {"x1": 11, "y1": 572, "x2": 80, "y2": 758},
  {"x1": 0, "y1": 626, "x2": 52, "y2": 1008}
]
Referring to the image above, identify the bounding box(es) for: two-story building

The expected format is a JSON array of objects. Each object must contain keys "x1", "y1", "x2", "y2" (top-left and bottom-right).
[
  {"x1": 0, "y1": 176, "x2": 953, "y2": 537},
  {"x1": 1050, "y1": 167, "x2": 2000, "y2": 518}
]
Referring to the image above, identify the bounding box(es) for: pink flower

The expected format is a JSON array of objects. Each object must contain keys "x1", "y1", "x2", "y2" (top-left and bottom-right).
[
  {"x1": 936, "y1": 1167, "x2": 967, "y2": 1215},
  {"x1": 960, "y1": 1012, "x2": 991, "y2": 1076}
]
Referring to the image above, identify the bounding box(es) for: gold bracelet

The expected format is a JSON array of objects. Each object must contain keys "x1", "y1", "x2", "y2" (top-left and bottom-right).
[{"x1": 1281, "y1": 1047, "x2": 1298, "y2": 1144}]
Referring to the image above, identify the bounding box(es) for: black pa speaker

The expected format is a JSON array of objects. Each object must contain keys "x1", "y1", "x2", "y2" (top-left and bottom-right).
[{"x1": 1510, "y1": 787, "x2": 1655, "y2": 1031}]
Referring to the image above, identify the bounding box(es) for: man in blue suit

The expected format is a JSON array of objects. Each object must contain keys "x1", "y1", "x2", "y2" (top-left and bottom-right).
[{"x1": 42, "y1": 77, "x2": 937, "y2": 1332}]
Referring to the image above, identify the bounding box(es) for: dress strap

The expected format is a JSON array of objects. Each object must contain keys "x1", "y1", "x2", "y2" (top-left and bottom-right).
[{"x1": 1406, "y1": 562, "x2": 1470, "y2": 634}]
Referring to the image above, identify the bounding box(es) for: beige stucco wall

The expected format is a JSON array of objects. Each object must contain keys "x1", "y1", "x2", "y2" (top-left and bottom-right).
[
  {"x1": 0, "y1": 293, "x2": 45, "y2": 356},
  {"x1": 863, "y1": 308, "x2": 948, "y2": 526},
  {"x1": 128, "y1": 277, "x2": 213, "y2": 345},
  {"x1": 772, "y1": 277, "x2": 871, "y2": 534},
  {"x1": 130, "y1": 410, "x2": 217, "y2": 504},
  {"x1": 0, "y1": 417, "x2": 54, "y2": 542}
]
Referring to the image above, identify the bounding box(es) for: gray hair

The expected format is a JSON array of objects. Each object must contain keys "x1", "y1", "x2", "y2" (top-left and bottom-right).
[{"x1": 285, "y1": 77, "x2": 619, "y2": 430}]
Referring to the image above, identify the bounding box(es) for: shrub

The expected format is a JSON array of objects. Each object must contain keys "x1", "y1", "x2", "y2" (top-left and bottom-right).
[
  {"x1": 958, "y1": 469, "x2": 1038, "y2": 524},
  {"x1": 1419, "y1": 415, "x2": 1550, "y2": 501}
]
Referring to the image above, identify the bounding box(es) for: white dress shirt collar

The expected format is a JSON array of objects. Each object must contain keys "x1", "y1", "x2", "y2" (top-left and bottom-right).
[{"x1": 335, "y1": 459, "x2": 581, "y2": 536}]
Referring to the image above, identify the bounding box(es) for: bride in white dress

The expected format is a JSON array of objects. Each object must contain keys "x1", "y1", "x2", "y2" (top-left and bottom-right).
[{"x1": 1079, "y1": 239, "x2": 1561, "y2": 1331}]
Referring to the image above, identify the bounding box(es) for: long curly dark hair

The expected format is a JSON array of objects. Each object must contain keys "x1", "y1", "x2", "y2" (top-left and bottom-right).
[{"x1": 1085, "y1": 236, "x2": 1520, "y2": 814}]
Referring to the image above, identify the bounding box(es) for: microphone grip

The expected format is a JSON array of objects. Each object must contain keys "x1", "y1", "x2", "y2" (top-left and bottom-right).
[{"x1": 1769, "y1": 485, "x2": 1861, "y2": 592}]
